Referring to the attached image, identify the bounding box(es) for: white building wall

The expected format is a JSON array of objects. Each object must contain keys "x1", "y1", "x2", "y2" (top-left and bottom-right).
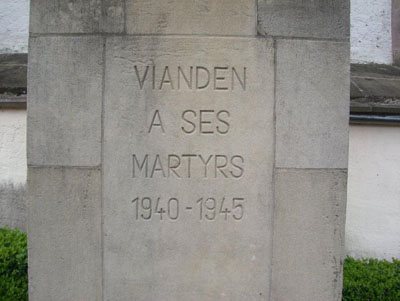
[
  {"x1": 0, "y1": 109, "x2": 27, "y2": 184},
  {"x1": 346, "y1": 125, "x2": 400, "y2": 260},
  {"x1": 351, "y1": 0, "x2": 393, "y2": 64},
  {"x1": 0, "y1": 0, "x2": 30, "y2": 53},
  {"x1": 0, "y1": 0, "x2": 399, "y2": 253},
  {"x1": 0, "y1": 109, "x2": 27, "y2": 230},
  {"x1": 0, "y1": 0, "x2": 395, "y2": 64}
]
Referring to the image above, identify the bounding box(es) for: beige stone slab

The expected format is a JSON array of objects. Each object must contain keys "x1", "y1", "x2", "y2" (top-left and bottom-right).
[
  {"x1": 257, "y1": 0, "x2": 350, "y2": 39},
  {"x1": 272, "y1": 169, "x2": 347, "y2": 301},
  {"x1": 27, "y1": 167, "x2": 102, "y2": 301},
  {"x1": 27, "y1": 36, "x2": 103, "y2": 167},
  {"x1": 103, "y1": 36, "x2": 274, "y2": 300},
  {"x1": 30, "y1": 0, "x2": 124, "y2": 33},
  {"x1": 125, "y1": 0, "x2": 256, "y2": 35},
  {"x1": 275, "y1": 39, "x2": 350, "y2": 169}
]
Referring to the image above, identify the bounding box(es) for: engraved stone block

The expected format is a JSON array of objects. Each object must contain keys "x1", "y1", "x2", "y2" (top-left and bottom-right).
[
  {"x1": 103, "y1": 36, "x2": 275, "y2": 300},
  {"x1": 125, "y1": 0, "x2": 256, "y2": 35},
  {"x1": 272, "y1": 169, "x2": 347, "y2": 301},
  {"x1": 30, "y1": 0, "x2": 124, "y2": 33},
  {"x1": 258, "y1": 0, "x2": 350, "y2": 39},
  {"x1": 28, "y1": 167, "x2": 102, "y2": 301},
  {"x1": 27, "y1": 36, "x2": 103, "y2": 166},
  {"x1": 275, "y1": 39, "x2": 350, "y2": 169}
]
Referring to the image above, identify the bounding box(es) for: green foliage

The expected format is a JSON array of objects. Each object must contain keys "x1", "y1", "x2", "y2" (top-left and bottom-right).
[
  {"x1": 343, "y1": 256, "x2": 400, "y2": 300},
  {"x1": 2, "y1": 229, "x2": 400, "y2": 301},
  {"x1": 0, "y1": 227, "x2": 28, "y2": 301}
]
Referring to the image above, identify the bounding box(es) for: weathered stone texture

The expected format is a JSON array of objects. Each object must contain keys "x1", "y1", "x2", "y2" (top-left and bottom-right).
[
  {"x1": 30, "y1": 0, "x2": 124, "y2": 33},
  {"x1": 28, "y1": 167, "x2": 102, "y2": 301},
  {"x1": 27, "y1": 1, "x2": 350, "y2": 300},
  {"x1": 125, "y1": 0, "x2": 256, "y2": 35},
  {"x1": 101, "y1": 0, "x2": 125, "y2": 33},
  {"x1": 0, "y1": 182, "x2": 26, "y2": 231},
  {"x1": 28, "y1": 36, "x2": 103, "y2": 167},
  {"x1": 271, "y1": 169, "x2": 347, "y2": 301},
  {"x1": 275, "y1": 39, "x2": 350, "y2": 169},
  {"x1": 103, "y1": 36, "x2": 274, "y2": 300},
  {"x1": 257, "y1": 0, "x2": 350, "y2": 39},
  {"x1": 30, "y1": 0, "x2": 101, "y2": 33}
]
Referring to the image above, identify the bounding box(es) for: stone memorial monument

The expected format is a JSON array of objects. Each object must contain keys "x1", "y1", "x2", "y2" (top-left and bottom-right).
[{"x1": 28, "y1": 1, "x2": 349, "y2": 300}]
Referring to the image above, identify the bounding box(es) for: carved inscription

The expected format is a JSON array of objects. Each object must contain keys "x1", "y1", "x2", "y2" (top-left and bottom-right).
[
  {"x1": 131, "y1": 65, "x2": 249, "y2": 221},
  {"x1": 134, "y1": 65, "x2": 246, "y2": 90},
  {"x1": 131, "y1": 196, "x2": 245, "y2": 221},
  {"x1": 133, "y1": 154, "x2": 244, "y2": 179},
  {"x1": 103, "y1": 38, "x2": 275, "y2": 297},
  {"x1": 181, "y1": 110, "x2": 230, "y2": 135},
  {"x1": 148, "y1": 109, "x2": 231, "y2": 135}
]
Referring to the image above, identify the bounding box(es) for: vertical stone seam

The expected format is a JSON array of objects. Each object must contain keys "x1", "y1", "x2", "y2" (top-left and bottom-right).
[
  {"x1": 101, "y1": 0, "x2": 104, "y2": 33},
  {"x1": 255, "y1": 0, "x2": 259, "y2": 36},
  {"x1": 338, "y1": 174, "x2": 348, "y2": 301},
  {"x1": 100, "y1": 35, "x2": 107, "y2": 301},
  {"x1": 268, "y1": 37, "x2": 278, "y2": 301},
  {"x1": 123, "y1": 0, "x2": 127, "y2": 34},
  {"x1": 345, "y1": 51, "x2": 351, "y2": 169},
  {"x1": 26, "y1": 35, "x2": 33, "y2": 298}
]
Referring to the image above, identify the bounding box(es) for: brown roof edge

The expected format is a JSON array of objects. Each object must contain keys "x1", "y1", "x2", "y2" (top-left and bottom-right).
[
  {"x1": 0, "y1": 53, "x2": 28, "y2": 108},
  {"x1": 1, "y1": 55, "x2": 400, "y2": 115}
]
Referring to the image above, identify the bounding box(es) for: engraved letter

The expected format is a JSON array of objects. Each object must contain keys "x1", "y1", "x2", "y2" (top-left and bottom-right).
[
  {"x1": 181, "y1": 110, "x2": 197, "y2": 134},
  {"x1": 160, "y1": 66, "x2": 174, "y2": 90},
  {"x1": 214, "y1": 67, "x2": 229, "y2": 90},
  {"x1": 168, "y1": 154, "x2": 181, "y2": 178},
  {"x1": 182, "y1": 154, "x2": 197, "y2": 178},
  {"x1": 151, "y1": 155, "x2": 166, "y2": 178},
  {"x1": 196, "y1": 66, "x2": 210, "y2": 90},
  {"x1": 148, "y1": 110, "x2": 165, "y2": 133},
  {"x1": 134, "y1": 65, "x2": 149, "y2": 89},
  {"x1": 133, "y1": 154, "x2": 148, "y2": 178},
  {"x1": 215, "y1": 155, "x2": 228, "y2": 178},
  {"x1": 216, "y1": 110, "x2": 230, "y2": 134},
  {"x1": 230, "y1": 155, "x2": 244, "y2": 178},
  {"x1": 198, "y1": 154, "x2": 213, "y2": 178},
  {"x1": 200, "y1": 110, "x2": 214, "y2": 134},
  {"x1": 178, "y1": 66, "x2": 193, "y2": 89},
  {"x1": 152, "y1": 65, "x2": 156, "y2": 89},
  {"x1": 232, "y1": 67, "x2": 246, "y2": 90}
]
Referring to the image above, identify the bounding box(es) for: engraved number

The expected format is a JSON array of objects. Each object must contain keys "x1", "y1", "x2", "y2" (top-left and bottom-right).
[
  {"x1": 232, "y1": 198, "x2": 244, "y2": 220},
  {"x1": 205, "y1": 198, "x2": 216, "y2": 220},
  {"x1": 219, "y1": 197, "x2": 231, "y2": 220},
  {"x1": 141, "y1": 197, "x2": 152, "y2": 220},
  {"x1": 168, "y1": 198, "x2": 179, "y2": 220},
  {"x1": 132, "y1": 197, "x2": 179, "y2": 221},
  {"x1": 155, "y1": 197, "x2": 165, "y2": 220},
  {"x1": 197, "y1": 197, "x2": 244, "y2": 221},
  {"x1": 132, "y1": 197, "x2": 243, "y2": 221},
  {"x1": 132, "y1": 197, "x2": 139, "y2": 219}
]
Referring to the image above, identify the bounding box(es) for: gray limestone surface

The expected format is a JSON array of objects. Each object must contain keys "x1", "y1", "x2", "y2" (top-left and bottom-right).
[
  {"x1": 125, "y1": 0, "x2": 256, "y2": 35},
  {"x1": 103, "y1": 36, "x2": 275, "y2": 300},
  {"x1": 28, "y1": 36, "x2": 103, "y2": 167},
  {"x1": 275, "y1": 39, "x2": 350, "y2": 169},
  {"x1": 27, "y1": 1, "x2": 350, "y2": 300},
  {"x1": 272, "y1": 169, "x2": 347, "y2": 301},
  {"x1": 28, "y1": 167, "x2": 102, "y2": 301},
  {"x1": 257, "y1": 0, "x2": 350, "y2": 39},
  {"x1": 30, "y1": 0, "x2": 102, "y2": 33},
  {"x1": 30, "y1": 0, "x2": 124, "y2": 33}
]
